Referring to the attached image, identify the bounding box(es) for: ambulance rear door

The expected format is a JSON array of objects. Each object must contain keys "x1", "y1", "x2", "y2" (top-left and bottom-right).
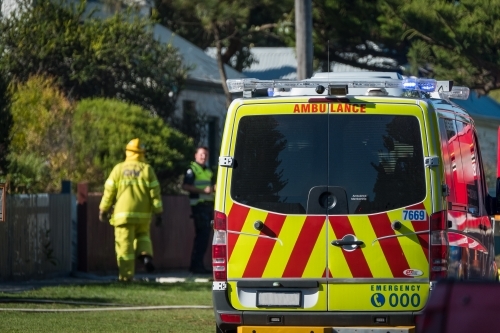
[
  {"x1": 223, "y1": 101, "x2": 329, "y2": 311},
  {"x1": 326, "y1": 101, "x2": 432, "y2": 312}
]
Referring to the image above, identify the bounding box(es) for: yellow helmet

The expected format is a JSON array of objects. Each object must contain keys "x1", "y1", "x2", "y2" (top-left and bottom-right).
[{"x1": 125, "y1": 138, "x2": 145, "y2": 153}]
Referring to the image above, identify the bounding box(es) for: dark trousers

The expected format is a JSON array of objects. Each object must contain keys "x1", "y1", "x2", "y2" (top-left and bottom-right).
[{"x1": 190, "y1": 203, "x2": 213, "y2": 270}]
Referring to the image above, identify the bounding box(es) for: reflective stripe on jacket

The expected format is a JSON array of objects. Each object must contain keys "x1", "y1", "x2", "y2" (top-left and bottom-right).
[
  {"x1": 99, "y1": 160, "x2": 163, "y2": 225},
  {"x1": 190, "y1": 161, "x2": 214, "y2": 206}
]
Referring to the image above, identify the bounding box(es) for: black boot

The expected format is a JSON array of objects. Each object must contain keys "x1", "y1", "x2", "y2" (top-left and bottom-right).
[{"x1": 139, "y1": 255, "x2": 155, "y2": 273}]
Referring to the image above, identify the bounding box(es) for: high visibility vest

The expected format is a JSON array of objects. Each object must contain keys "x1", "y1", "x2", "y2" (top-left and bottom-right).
[
  {"x1": 99, "y1": 160, "x2": 163, "y2": 226},
  {"x1": 190, "y1": 162, "x2": 214, "y2": 206}
]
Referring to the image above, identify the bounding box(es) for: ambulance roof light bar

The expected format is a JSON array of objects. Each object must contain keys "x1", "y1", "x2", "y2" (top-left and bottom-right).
[
  {"x1": 439, "y1": 86, "x2": 470, "y2": 100},
  {"x1": 227, "y1": 77, "x2": 470, "y2": 100},
  {"x1": 227, "y1": 78, "x2": 437, "y2": 95}
]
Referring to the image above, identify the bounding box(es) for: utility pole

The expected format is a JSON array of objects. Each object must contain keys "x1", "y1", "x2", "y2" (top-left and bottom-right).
[{"x1": 295, "y1": 0, "x2": 313, "y2": 80}]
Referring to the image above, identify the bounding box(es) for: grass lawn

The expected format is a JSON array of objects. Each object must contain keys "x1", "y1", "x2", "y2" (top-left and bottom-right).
[{"x1": 0, "y1": 281, "x2": 215, "y2": 333}]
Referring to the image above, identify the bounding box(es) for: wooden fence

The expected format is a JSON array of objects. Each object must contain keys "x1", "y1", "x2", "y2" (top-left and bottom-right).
[
  {"x1": 0, "y1": 187, "x2": 210, "y2": 281},
  {"x1": 0, "y1": 194, "x2": 75, "y2": 281},
  {"x1": 77, "y1": 183, "x2": 211, "y2": 275}
]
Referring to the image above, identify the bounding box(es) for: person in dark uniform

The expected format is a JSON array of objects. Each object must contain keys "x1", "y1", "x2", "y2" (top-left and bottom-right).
[{"x1": 182, "y1": 146, "x2": 215, "y2": 274}]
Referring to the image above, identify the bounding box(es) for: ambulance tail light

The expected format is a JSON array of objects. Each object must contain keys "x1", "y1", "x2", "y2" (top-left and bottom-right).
[
  {"x1": 212, "y1": 211, "x2": 227, "y2": 281},
  {"x1": 430, "y1": 211, "x2": 449, "y2": 281},
  {"x1": 213, "y1": 210, "x2": 227, "y2": 230},
  {"x1": 430, "y1": 210, "x2": 447, "y2": 231}
]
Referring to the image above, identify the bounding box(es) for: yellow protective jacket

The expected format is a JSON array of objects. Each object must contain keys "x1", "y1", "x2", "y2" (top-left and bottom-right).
[{"x1": 99, "y1": 154, "x2": 163, "y2": 226}]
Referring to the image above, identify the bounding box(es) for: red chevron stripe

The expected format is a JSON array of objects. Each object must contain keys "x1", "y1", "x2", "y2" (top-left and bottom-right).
[
  {"x1": 369, "y1": 213, "x2": 410, "y2": 277},
  {"x1": 407, "y1": 203, "x2": 430, "y2": 261},
  {"x1": 329, "y1": 216, "x2": 372, "y2": 278},
  {"x1": 242, "y1": 213, "x2": 286, "y2": 278},
  {"x1": 282, "y1": 216, "x2": 325, "y2": 278},
  {"x1": 227, "y1": 203, "x2": 250, "y2": 261}
]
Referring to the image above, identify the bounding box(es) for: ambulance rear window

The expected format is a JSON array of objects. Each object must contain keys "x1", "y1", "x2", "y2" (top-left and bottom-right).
[{"x1": 231, "y1": 114, "x2": 425, "y2": 214}]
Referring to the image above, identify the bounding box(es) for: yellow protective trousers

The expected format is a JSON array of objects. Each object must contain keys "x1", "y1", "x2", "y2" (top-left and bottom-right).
[{"x1": 114, "y1": 223, "x2": 153, "y2": 281}]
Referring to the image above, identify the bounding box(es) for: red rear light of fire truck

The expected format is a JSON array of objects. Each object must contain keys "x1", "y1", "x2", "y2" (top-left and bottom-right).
[
  {"x1": 429, "y1": 210, "x2": 449, "y2": 280},
  {"x1": 212, "y1": 211, "x2": 227, "y2": 281}
]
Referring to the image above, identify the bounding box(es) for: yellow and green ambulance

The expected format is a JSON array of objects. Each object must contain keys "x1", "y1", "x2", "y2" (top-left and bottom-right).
[{"x1": 212, "y1": 72, "x2": 498, "y2": 333}]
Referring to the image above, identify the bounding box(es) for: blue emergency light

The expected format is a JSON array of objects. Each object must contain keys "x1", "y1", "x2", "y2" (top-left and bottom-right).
[{"x1": 402, "y1": 78, "x2": 437, "y2": 92}]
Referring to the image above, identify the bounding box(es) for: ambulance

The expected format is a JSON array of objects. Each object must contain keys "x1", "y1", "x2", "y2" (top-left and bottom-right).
[{"x1": 211, "y1": 72, "x2": 498, "y2": 333}]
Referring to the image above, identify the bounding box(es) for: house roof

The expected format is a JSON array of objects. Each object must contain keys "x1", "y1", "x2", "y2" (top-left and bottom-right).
[
  {"x1": 240, "y1": 47, "x2": 298, "y2": 80},
  {"x1": 452, "y1": 92, "x2": 500, "y2": 121},
  {"x1": 206, "y1": 47, "x2": 369, "y2": 80},
  {"x1": 153, "y1": 25, "x2": 246, "y2": 83}
]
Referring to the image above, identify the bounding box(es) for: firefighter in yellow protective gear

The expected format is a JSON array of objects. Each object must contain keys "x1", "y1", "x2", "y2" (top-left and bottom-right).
[{"x1": 99, "y1": 138, "x2": 163, "y2": 281}]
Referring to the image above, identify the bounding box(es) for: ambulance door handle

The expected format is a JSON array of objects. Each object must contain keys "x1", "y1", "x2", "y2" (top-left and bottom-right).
[{"x1": 331, "y1": 239, "x2": 364, "y2": 247}]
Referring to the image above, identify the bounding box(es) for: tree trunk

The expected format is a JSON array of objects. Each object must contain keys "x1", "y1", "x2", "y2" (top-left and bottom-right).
[{"x1": 212, "y1": 23, "x2": 233, "y2": 109}]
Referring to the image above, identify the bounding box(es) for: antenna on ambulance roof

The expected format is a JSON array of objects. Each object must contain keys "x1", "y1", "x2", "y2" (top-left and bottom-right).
[{"x1": 327, "y1": 40, "x2": 330, "y2": 82}]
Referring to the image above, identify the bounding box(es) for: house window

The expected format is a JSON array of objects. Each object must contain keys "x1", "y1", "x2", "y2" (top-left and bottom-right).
[
  {"x1": 182, "y1": 100, "x2": 198, "y2": 141},
  {"x1": 183, "y1": 101, "x2": 219, "y2": 166}
]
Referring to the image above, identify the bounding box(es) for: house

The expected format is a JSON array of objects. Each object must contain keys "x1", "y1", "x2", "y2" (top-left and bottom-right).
[
  {"x1": 84, "y1": 1, "x2": 247, "y2": 167},
  {"x1": 151, "y1": 25, "x2": 246, "y2": 166},
  {"x1": 1, "y1": 0, "x2": 246, "y2": 167}
]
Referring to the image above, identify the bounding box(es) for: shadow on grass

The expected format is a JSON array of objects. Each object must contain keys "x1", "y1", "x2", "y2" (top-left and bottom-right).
[{"x1": 0, "y1": 296, "x2": 130, "y2": 306}]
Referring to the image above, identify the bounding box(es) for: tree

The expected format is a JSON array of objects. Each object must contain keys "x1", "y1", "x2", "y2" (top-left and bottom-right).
[
  {"x1": 72, "y1": 98, "x2": 195, "y2": 193},
  {"x1": 7, "y1": 76, "x2": 74, "y2": 193},
  {"x1": 155, "y1": 0, "x2": 294, "y2": 107},
  {"x1": 0, "y1": 0, "x2": 189, "y2": 122},
  {"x1": 156, "y1": 1, "x2": 413, "y2": 80},
  {"x1": 155, "y1": 0, "x2": 293, "y2": 65},
  {"x1": 308, "y1": 0, "x2": 410, "y2": 73},
  {"x1": 156, "y1": 0, "x2": 500, "y2": 96},
  {"x1": 378, "y1": 0, "x2": 500, "y2": 93}
]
